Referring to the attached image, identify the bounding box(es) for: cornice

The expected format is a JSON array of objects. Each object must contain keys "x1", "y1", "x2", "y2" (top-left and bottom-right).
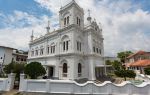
[{"x1": 29, "y1": 24, "x2": 76, "y2": 45}]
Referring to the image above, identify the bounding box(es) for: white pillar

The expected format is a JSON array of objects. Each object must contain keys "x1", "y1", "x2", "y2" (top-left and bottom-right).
[
  {"x1": 89, "y1": 58, "x2": 96, "y2": 80},
  {"x1": 6, "y1": 73, "x2": 16, "y2": 91},
  {"x1": 19, "y1": 74, "x2": 25, "y2": 91}
]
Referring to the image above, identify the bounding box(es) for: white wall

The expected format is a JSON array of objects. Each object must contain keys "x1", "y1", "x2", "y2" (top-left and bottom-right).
[
  {"x1": 0, "y1": 48, "x2": 5, "y2": 64},
  {"x1": 4, "y1": 48, "x2": 13, "y2": 65},
  {"x1": 0, "y1": 73, "x2": 15, "y2": 91},
  {"x1": 0, "y1": 47, "x2": 13, "y2": 65},
  {"x1": 19, "y1": 74, "x2": 150, "y2": 95}
]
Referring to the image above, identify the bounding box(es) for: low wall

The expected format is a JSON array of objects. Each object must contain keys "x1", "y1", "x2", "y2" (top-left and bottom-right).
[
  {"x1": 0, "y1": 73, "x2": 15, "y2": 91},
  {"x1": 19, "y1": 74, "x2": 150, "y2": 95}
]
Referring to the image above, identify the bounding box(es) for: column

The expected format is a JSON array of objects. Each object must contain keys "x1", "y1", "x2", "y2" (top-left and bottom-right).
[{"x1": 89, "y1": 58, "x2": 96, "y2": 80}]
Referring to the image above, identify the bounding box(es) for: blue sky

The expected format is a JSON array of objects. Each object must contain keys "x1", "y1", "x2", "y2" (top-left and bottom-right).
[
  {"x1": 0, "y1": 0, "x2": 52, "y2": 28},
  {"x1": 0, "y1": 0, "x2": 150, "y2": 56}
]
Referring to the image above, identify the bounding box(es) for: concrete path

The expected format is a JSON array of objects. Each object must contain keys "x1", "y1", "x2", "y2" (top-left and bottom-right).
[{"x1": 2, "y1": 90, "x2": 18, "y2": 95}]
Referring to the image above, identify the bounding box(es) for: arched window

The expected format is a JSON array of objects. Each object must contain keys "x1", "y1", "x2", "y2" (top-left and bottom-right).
[
  {"x1": 50, "y1": 43, "x2": 55, "y2": 54},
  {"x1": 62, "y1": 35, "x2": 70, "y2": 52},
  {"x1": 40, "y1": 46, "x2": 44, "y2": 55},
  {"x1": 64, "y1": 18, "x2": 66, "y2": 25},
  {"x1": 79, "y1": 19, "x2": 81, "y2": 26},
  {"x1": 47, "y1": 45, "x2": 50, "y2": 54},
  {"x1": 78, "y1": 63, "x2": 82, "y2": 77},
  {"x1": 31, "y1": 49, "x2": 34, "y2": 56},
  {"x1": 77, "y1": 17, "x2": 81, "y2": 26},
  {"x1": 67, "y1": 16, "x2": 69, "y2": 24},
  {"x1": 78, "y1": 63, "x2": 82, "y2": 73},
  {"x1": 35, "y1": 47, "x2": 38, "y2": 56},
  {"x1": 63, "y1": 63, "x2": 67, "y2": 73},
  {"x1": 77, "y1": 17, "x2": 78, "y2": 24}
]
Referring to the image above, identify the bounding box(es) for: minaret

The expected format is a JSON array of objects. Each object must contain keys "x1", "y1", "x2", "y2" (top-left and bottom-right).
[
  {"x1": 87, "y1": 9, "x2": 92, "y2": 24},
  {"x1": 46, "y1": 20, "x2": 50, "y2": 33},
  {"x1": 30, "y1": 30, "x2": 34, "y2": 42},
  {"x1": 99, "y1": 22, "x2": 103, "y2": 32}
]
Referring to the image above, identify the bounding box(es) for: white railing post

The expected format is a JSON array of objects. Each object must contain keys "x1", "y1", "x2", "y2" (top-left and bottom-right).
[
  {"x1": 127, "y1": 82, "x2": 132, "y2": 95},
  {"x1": 46, "y1": 79, "x2": 50, "y2": 93},
  {"x1": 19, "y1": 73, "x2": 25, "y2": 91},
  {"x1": 108, "y1": 82, "x2": 112, "y2": 95},
  {"x1": 6, "y1": 73, "x2": 16, "y2": 91}
]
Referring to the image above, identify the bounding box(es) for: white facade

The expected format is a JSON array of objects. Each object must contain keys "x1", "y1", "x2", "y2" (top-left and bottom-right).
[
  {"x1": 0, "y1": 46, "x2": 13, "y2": 66},
  {"x1": 28, "y1": 0, "x2": 105, "y2": 80}
]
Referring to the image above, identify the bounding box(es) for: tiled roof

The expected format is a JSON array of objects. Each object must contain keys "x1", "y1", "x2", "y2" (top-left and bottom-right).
[
  {"x1": 127, "y1": 50, "x2": 147, "y2": 58},
  {"x1": 127, "y1": 59, "x2": 150, "y2": 67}
]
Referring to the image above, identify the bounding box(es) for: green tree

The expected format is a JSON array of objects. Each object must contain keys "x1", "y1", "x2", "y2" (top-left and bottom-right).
[
  {"x1": 24, "y1": 62, "x2": 46, "y2": 79},
  {"x1": 144, "y1": 67, "x2": 150, "y2": 75},
  {"x1": 126, "y1": 70, "x2": 136, "y2": 78},
  {"x1": 114, "y1": 70, "x2": 136, "y2": 81},
  {"x1": 105, "y1": 60, "x2": 112, "y2": 65},
  {"x1": 117, "y1": 51, "x2": 133, "y2": 63},
  {"x1": 112, "y1": 60, "x2": 122, "y2": 71},
  {"x1": 3, "y1": 62, "x2": 14, "y2": 74},
  {"x1": 13, "y1": 63, "x2": 25, "y2": 81},
  {"x1": 3, "y1": 62, "x2": 25, "y2": 80},
  {"x1": 111, "y1": 60, "x2": 136, "y2": 81}
]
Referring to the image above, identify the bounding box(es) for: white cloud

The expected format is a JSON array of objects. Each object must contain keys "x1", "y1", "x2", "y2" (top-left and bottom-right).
[
  {"x1": 0, "y1": 11, "x2": 58, "y2": 50},
  {"x1": 1, "y1": 0, "x2": 150, "y2": 56}
]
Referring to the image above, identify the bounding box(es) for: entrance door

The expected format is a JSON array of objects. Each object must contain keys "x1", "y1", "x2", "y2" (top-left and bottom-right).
[
  {"x1": 48, "y1": 67, "x2": 54, "y2": 78},
  {"x1": 95, "y1": 67, "x2": 105, "y2": 79}
]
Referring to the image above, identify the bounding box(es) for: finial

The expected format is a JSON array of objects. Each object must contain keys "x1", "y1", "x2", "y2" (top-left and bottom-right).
[
  {"x1": 30, "y1": 30, "x2": 34, "y2": 42},
  {"x1": 32, "y1": 30, "x2": 34, "y2": 36},
  {"x1": 46, "y1": 20, "x2": 50, "y2": 33},
  {"x1": 99, "y1": 22, "x2": 102, "y2": 26},
  {"x1": 99, "y1": 22, "x2": 102, "y2": 31},
  {"x1": 60, "y1": 0, "x2": 62, "y2": 9},
  {"x1": 87, "y1": 9, "x2": 92, "y2": 24},
  {"x1": 88, "y1": 9, "x2": 91, "y2": 17}
]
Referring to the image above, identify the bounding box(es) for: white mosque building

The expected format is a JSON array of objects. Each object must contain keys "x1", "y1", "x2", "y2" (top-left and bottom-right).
[{"x1": 28, "y1": 0, "x2": 105, "y2": 80}]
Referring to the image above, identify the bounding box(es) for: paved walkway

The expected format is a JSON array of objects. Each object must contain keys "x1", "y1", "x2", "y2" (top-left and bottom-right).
[{"x1": 2, "y1": 90, "x2": 18, "y2": 95}]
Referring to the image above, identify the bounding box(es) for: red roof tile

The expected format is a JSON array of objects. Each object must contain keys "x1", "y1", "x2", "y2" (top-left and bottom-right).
[
  {"x1": 129, "y1": 59, "x2": 150, "y2": 67},
  {"x1": 127, "y1": 50, "x2": 147, "y2": 58}
]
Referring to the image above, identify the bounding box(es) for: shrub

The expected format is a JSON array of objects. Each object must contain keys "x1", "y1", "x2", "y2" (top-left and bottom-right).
[
  {"x1": 24, "y1": 62, "x2": 46, "y2": 79},
  {"x1": 3, "y1": 62, "x2": 25, "y2": 80},
  {"x1": 144, "y1": 67, "x2": 150, "y2": 75},
  {"x1": 115, "y1": 70, "x2": 136, "y2": 81}
]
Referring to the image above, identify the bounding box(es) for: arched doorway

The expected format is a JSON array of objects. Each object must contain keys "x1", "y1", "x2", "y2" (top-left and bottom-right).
[
  {"x1": 62, "y1": 63, "x2": 67, "y2": 77},
  {"x1": 48, "y1": 66, "x2": 54, "y2": 78},
  {"x1": 59, "y1": 59, "x2": 68, "y2": 79}
]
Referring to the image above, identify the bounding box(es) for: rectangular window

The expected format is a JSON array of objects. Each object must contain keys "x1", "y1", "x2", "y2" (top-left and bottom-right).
[
  {"x1": 96, "y1": 48, "x2": 98, "y2": 53},
  {"x1": 99, "y1": 49, "x2": 101, "y2": 54},
  {"x1": 51, "y1": 47, "x2": 52, "y2": 53},
  {"x1": 51, "y1": 46, "x2": 55, "y2": 53},
  {"x1": 66, "y1": 41, "x2": 68, "y2": 51},
  {"x1": 47, "y1": 46, "x2": 49, "y2": 54},
  {"x1": 79, "y1": 19, "x2": 80, "y2": 26},
  {"x1": 64, "y1": 18, "x2": 66, "y2": 25},
  {"x1": 77, "y1": 17, "x2": 78, "y2": 24},
  {"x1": 79, "y1": 42, "x2": 81, "y2": 51},
  {"x1": 36, "y1": 50, "x2": 38, "y2": 56},
  {"x1": 93, "y1": 47, "x2": 95, "y2": 52},
  {"x1": 77, "y1": 41, "x2": 79, "y2": 51},
  {"x1": 53, "y1": 46, "x2": 55, "y2": 53},
  {"x1": 67, "y1": 16, "x2": 69, "y2": 24},
  {"x1": 63, "y1": 42, "x2": 66, "y2": 51},
  {"x1": 31, "y1": 51, "x2": 34, "y2": 56}
]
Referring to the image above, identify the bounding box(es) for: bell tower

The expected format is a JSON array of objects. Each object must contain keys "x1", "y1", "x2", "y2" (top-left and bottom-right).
[{"x1": 59, "y1": 0, "x2": 84, "y2": 29}]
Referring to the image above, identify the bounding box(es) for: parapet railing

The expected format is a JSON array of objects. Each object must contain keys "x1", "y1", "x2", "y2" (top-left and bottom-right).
[{"x1": 19, "y1": 74, "x2": 150, "y2": 95}]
